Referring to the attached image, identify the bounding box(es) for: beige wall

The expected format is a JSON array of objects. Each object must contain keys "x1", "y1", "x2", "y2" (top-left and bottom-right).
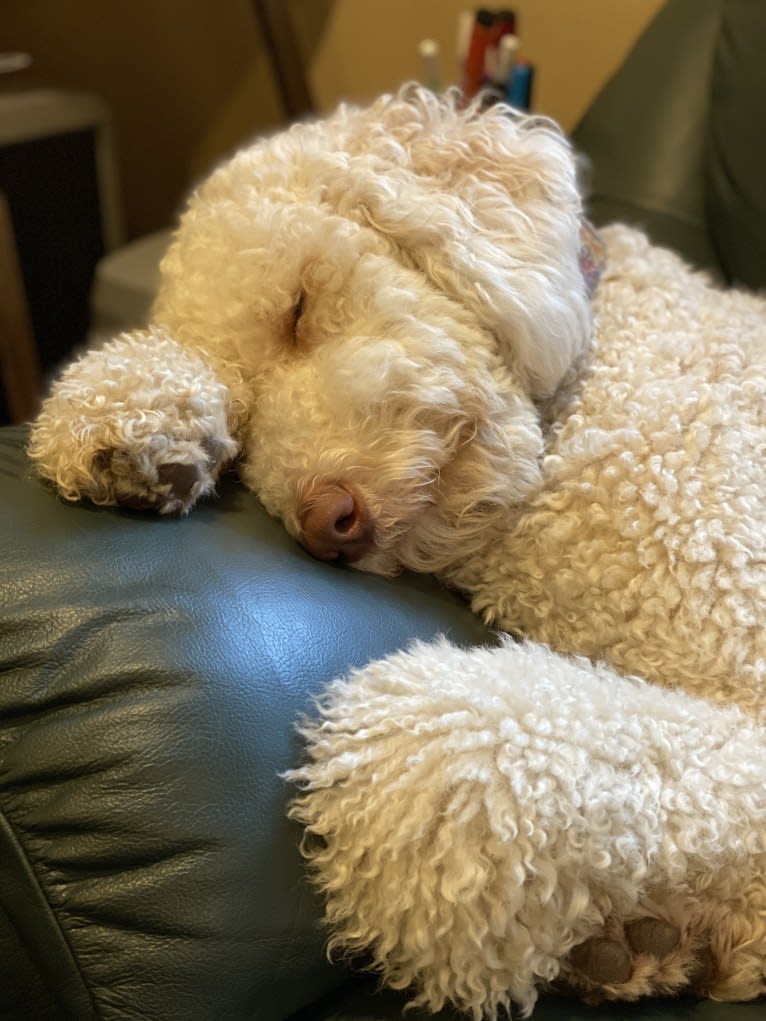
[
  {"x1": 3, "y1": 0, "x2": 283, "y2": 239},
  {"x1": 307, "y1": 0, "x2": 664, "y2": 130},
  {"x1": 3, "y1": 1, "x2": 664, "y2": 240}
]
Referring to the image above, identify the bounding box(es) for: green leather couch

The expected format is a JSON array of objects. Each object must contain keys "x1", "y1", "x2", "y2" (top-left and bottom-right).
[{"x1": 2, "y1": 1, "x2": 765, "y2": 1018}]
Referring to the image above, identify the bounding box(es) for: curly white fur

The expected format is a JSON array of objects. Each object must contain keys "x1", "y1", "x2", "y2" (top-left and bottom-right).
[
  {"x1": 30, "y1": 330, "x2": 238, "y2": 511},
  {"x1": 28, "y1": 86, "x2": 766, "y2": 1016},
  {"x1": 289, "y1": 638, "x2": 766, "y2": 1018}
]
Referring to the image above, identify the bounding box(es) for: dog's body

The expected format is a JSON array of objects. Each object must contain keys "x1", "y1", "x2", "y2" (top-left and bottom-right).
[
  {"x1": 462, "y1": 223, "x2": 766, "y2": 719},
  {"x1": 29, "y1": 89, "x2": 766, "y2": 1017}
]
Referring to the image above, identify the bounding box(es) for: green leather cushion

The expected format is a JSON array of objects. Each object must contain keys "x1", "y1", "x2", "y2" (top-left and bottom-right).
[
  {"x1": 298, "y1": 980, "x2": 766, "y2": 1021},
  {"x1": 0, "y1": 425, "x2": 492, "y2": 1020},
  {"x1": 295, "y1": 976, "x2": 766, "y2": 1020}
]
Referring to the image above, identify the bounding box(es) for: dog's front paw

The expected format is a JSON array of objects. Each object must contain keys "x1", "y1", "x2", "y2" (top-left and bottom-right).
[
  {"x1": 29, "y1": 328, "x2": 239, "y2": 514},
  {"x1": 88, "y1": 433, "x2": 235, "y2": 514}
]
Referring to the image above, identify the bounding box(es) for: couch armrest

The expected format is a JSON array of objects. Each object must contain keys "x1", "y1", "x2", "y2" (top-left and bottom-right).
[{"x1": 0, "y1": 425, "x2": 491, "y2": 1020}]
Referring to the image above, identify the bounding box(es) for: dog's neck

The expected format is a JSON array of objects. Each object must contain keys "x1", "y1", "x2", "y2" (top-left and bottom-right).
[
  {"x1": 392, "y1": 462, "x2": 532, "y2": 592},
  {"x1": 388, "y1": 223, "x2": 605, "y2": 589}
]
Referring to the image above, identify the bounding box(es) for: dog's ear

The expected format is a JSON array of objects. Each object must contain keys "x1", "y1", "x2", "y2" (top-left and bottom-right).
[{"x1": 335, "y1": 87, "x2": 592, "y2": 398}]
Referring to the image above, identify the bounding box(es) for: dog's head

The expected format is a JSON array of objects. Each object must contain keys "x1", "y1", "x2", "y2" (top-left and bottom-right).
[{"x1": 155, "y1": 87, "x2": 592, "y2": 575}]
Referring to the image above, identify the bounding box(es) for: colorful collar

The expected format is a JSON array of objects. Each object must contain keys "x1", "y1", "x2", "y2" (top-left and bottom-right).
[{"x1": 579, "y1": 218, "x2": 606, "y2": 298}]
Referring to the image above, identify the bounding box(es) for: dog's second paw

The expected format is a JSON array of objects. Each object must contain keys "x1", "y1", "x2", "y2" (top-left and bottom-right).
[
  {"x1": 28, "y1": 328, "x2": 239, "y2": 514},
  {"x1": 556, "y1": 911, "x2": 718, "y2": 1004}
]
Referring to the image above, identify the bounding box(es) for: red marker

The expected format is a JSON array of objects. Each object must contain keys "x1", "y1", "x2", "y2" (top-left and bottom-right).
[
  {"x1": 491, "y1": 8, "x2": 517, "y2": 45},
  {"x1": 462, "y1": 9, "x2": 495, "y2": 101}
]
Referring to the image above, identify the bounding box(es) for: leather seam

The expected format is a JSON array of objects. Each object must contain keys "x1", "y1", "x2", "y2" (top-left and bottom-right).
[{"x1": 0, "y1": 804, "x2": 99, "y2": 1018}]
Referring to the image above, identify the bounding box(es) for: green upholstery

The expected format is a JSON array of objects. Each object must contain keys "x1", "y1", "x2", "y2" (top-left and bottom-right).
[
  {"x1": 573, "y1": 0, "x2": 766, "y2": 288},
  {"x1": 0, "y1": 425, "x2": 491, "y2": 1019},
  {"x1": 2, "y1": 1, "x2": 766, "y2": 1017},
  {"x1": 299, "y1": 979, "x2": 766, "y2": 1021}
]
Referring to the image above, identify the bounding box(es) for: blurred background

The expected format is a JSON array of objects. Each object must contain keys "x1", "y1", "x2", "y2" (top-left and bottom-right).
[
  {"x1": 4, "y1": 0, "x2": 663, "y2": 238},
  {"x1": 0, "y1": 0, "x2": 663, "y2": 423}
]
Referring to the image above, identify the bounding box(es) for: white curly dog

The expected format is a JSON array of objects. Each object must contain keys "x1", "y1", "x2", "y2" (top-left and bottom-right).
[{"x1": 30, "y1": 88, "x2": 766, "y2": 1018}]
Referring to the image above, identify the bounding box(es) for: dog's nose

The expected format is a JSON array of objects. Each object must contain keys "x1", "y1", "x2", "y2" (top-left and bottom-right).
[{"x1": 299, "y1": 485, "x2": 374, "y2": 563}]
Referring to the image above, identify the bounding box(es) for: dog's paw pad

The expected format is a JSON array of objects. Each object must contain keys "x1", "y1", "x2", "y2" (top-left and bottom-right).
[
  {"x1": 120, "y1": 493, "x2": 161, "y2": 511},
  {"x1": 200, "y1": 436, "x2": 227, "y2": 468},
  {"x1": 568, "y1": 937, "x2": 632, "y2": 985},
  {"x1": 625, "y1": 918, "x2": 680, "y2": 957},
  {"x1": 158, "y1": 461, "x2": 204, "y2": 501}
]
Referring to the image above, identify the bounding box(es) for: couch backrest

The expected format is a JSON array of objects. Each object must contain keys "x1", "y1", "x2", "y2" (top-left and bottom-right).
[{"x1": 573, "y1": 0, "x2": 766, "y2": 289}]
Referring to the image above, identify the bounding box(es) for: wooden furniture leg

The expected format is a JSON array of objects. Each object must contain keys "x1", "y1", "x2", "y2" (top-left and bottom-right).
[{"x1": 0, "y1": 192, "x2": 42, "y2": 423}]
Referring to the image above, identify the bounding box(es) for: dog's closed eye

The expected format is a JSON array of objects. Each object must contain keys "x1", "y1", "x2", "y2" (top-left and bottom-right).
[{"x1": 291, "y1": 290, "x2": 306, "y2": 339}]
